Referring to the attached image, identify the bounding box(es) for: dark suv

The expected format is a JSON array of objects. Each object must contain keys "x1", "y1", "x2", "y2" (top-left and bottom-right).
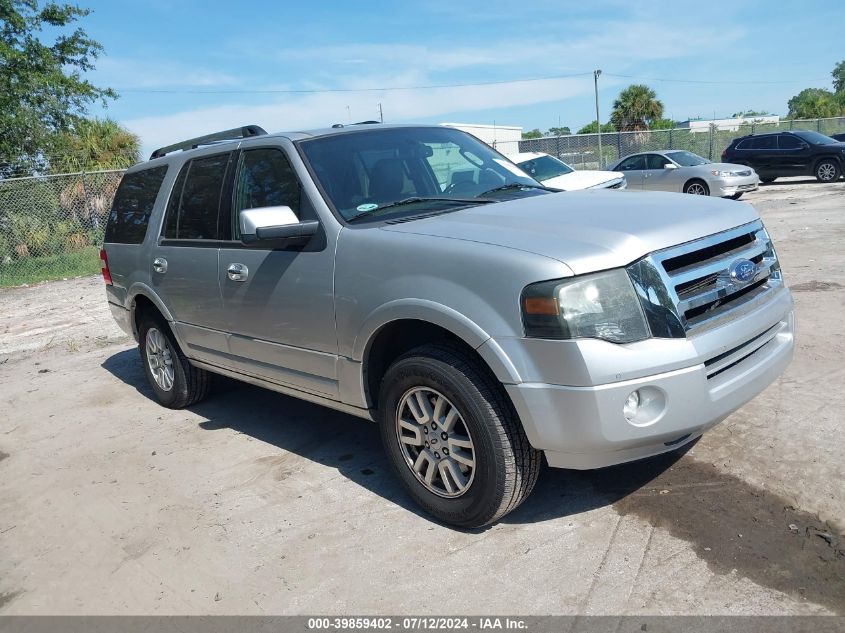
[{"x1": 722, "y1": 130, "x2": 845, "y2": 183}]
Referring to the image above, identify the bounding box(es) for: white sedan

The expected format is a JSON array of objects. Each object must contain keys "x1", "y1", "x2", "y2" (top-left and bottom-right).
[{"x1": 510, "y1": 151, "x2": 626, "y2": 190}]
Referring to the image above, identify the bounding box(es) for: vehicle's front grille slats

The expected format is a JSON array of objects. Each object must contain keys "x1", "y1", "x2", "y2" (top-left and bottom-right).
[{"x1": 628, "y1": 219, "x2": 784, "y2": 337}]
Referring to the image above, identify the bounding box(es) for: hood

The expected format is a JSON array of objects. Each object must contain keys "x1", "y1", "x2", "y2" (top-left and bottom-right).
[
  {"x1": 541, "y1": 170, "x2": 624, "y2": 190},
  {"x1": 380, "y1": 190, "x2": 760, "y2": 275}
]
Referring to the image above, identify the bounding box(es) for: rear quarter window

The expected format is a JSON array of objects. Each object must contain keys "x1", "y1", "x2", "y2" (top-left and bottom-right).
[{"x1": 104, "y1": 166, "x2": 168, "y2": 244}]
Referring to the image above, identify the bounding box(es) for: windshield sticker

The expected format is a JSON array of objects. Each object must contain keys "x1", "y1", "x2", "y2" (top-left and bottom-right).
[
  {"x1": 356, "y1": 203, "x2": 379, "y2": 212},
  {"x1": 493, "y1": 158, "x2": 530, "y2": 178}
]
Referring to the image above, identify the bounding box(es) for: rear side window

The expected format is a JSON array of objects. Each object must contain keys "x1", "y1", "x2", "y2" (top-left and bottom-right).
[
  {"x1": 104, "y1": 166, "x2": 167, "y2": 244},
  {"x1": 617, "y1": 155, "x2": 646, "y2": 171},
  {"x1": 748, "y1": 136, "x2": 776, "y2": 150},
  {"x1": 163, "y1": 153, "x2": 232, "y2": 240}
]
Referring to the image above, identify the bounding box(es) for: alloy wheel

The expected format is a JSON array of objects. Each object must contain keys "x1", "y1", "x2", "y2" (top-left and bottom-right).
[
  {"x1": 686, "y1": 183, "x2": 707, "y2": 195},
  {"x1": 817, "y1": 163, "x2": 836, "y2": 181},
  {"x1": 395, "y1": 387, "x2": 476, "y2": 498},
  {"x1": 145, "y1": 327, "x2": 175, "y2": 391}
]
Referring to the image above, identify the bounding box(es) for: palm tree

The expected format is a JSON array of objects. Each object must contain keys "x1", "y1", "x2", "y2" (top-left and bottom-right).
[
  {"x1": 610, "y1": 85, "x2": 664, "y2": 132},
  {"x1": 48, "y1": 117, "x2": 141, "y2": 173}
]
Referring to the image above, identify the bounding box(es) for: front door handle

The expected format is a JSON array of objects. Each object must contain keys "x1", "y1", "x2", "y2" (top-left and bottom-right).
[
  {"x1": 152, "y1": 257, "x2": 168, "y2": 274},
  {"x1": 227, "y1": 263, "x2": 249, "y2": 282}
]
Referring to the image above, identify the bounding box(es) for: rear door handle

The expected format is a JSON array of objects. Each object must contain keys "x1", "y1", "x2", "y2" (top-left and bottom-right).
[
  {"x1": 152, "y1": 257, "x2": 168, "y2": 274},
  {"x1": 227, "y1": 263, "x2": 249, "y2": 282}
]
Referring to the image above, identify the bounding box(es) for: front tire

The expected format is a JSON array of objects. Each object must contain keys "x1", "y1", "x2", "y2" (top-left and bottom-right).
[
  {"x1": 684, "y1": 179, "x2": 709, "y2": 196},
  {"x1": 815, "y1": 159, "x2": 841, "y2": 183},
  {"x1": 729, "y1": 192, "x2": 744, "y2": 200},
  {"x1": 139, "y1": 314, "x2": 210, "y2": 409},
  {"x1": 760, "y1": 176, "x2": 777, "y2": 184},
  {"x1": 378, "y1": 343, "x2": 540, "y2": 528}
]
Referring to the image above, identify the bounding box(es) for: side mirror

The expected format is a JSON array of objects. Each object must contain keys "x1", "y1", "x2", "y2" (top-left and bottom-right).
[
  {"x1": 239, "y1": 206, "x2": 318, "y2": 246},
  {"x1": 663, "y1": 163, "x2": 678, "y2": 170}
]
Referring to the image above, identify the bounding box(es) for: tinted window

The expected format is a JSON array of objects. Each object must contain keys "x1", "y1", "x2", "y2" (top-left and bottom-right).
[
  {"x1": 163, "y1": 153, "x2": 231, "y2": 240},
  {"x1": 778, "y1": 135, "x2": 803, "y2": 149},
  {"x1": 104, "y1": 167, "x2": 167, "y2": 244},
  {"x1": 233, "y1": 148, "x2": 302, "y2": 239},
  {"x1": 750, "y1": 136, "x2": 776, "y2": 150},
  {"x1": 617, "y1": 155, "x2": 646, "y2": 171},
  {"x1": 645, "y1": 154, "x2": 671, "y2": 169}
]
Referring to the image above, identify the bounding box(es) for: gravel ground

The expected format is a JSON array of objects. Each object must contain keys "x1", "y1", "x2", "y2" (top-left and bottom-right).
[{"x1": 0, "y1": 177, "x2": 843, "y2": 615}]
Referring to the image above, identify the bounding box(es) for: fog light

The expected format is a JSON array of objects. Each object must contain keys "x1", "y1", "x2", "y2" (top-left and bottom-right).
[{"x1": 623, "y1": 390, "x2": 641, "y2": 421}]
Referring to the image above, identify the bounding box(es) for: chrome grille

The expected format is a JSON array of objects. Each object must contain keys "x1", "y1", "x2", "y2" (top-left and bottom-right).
[
  {"x1": 628, "y1": 220, "x2": 783, "y2": 336},
  {"x1": 735, "y1": 169, "x2": 752, "y2": 177}
]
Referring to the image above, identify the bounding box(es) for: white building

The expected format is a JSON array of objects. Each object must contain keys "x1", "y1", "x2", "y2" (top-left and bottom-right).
[
  {"x1": 440, "y1": 123, "x2": 523, "y2": 155},
  {"x1": 677, "y1": 116, "x2": 780, "y2": 133}
]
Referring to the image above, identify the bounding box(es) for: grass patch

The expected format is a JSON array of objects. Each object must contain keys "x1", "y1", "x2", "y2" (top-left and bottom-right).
[{"x1": 0, "y1": 247, "x2": 101, "y2": 287}]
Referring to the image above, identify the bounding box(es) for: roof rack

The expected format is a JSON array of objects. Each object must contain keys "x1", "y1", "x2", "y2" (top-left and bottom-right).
[
  {"x1": 149, "y1": 125, "x2": 267, "y2": 160},
  {"x1": 329, "y1": 120, "x2": 381, "y2": 129}
]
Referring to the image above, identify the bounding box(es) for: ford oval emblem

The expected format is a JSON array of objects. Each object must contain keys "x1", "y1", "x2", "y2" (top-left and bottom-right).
[{"x1": 729, "y1": 258, "x2": 757, "y2": 284}]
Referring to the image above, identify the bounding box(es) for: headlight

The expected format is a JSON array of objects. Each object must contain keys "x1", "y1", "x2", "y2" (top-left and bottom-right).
[
  {"x1": 711, "y1": 170, "x2": 743, "y2": 177},
  {"x1": 521, "y1": 269, "x2": 650, "y2": 343}
]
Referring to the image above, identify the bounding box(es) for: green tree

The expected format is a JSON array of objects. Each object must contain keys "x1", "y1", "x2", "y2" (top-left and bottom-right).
[
  {"x1": 649, "y1": 118, "x2": 677, "y2": 130},
  {"x1": 0, "y1": 0, "x2": 115, "y2": 174},
  {"x1": 731, "y1": 110, "x2": 773, "y2": 118},
  {"x1": 48, "y1": 118, "x2": 140, "y2": 172},
  {"x1": 787, "y1": 88, "x2": 842, "y2": 119},
  {"x1": 547, "y1": 126, "x2": 570, "y2": 136},
  {"x1": 610, "y1": 84, "x2": 664, "y2": 132},
  {"x1": 521, "y1": 128, "x2": 543, "y2": 139},
  {"x1": 832, "y1": 59, "x2": 845, "y2": 94},
  {"x1": 576, "y1": 120, "x2": 615, "y2": 134}
]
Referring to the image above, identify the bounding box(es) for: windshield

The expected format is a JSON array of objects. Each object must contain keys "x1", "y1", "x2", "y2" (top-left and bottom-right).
[
  {"x1": 665, "y1": 151, "x2": 710, "y2": 167},
  {"x1": 298, "y1": 127, "x2": 541, "y2": 222},
  {"x1": 792, "y1": 130, "x2": 837, "y2": 145},
  {"x1": 515, "y1": 154, "x2": 574, "y2": 180}
]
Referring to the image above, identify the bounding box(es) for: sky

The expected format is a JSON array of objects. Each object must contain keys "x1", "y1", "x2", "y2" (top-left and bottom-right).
[{"x1": 77, "y1": 0, "x2": 843, "y2": 158}]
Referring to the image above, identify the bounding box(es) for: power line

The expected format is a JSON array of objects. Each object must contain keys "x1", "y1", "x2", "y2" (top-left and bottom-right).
[
  {"x1": 114, "y1": 72, "x2": 594, "y2": 94},
  {"x1": 110, "y1": 71, "x2": 831, "y2": 95},
  {"x1": 603, "y1": 73, "x2": 830, "y2": 85}
]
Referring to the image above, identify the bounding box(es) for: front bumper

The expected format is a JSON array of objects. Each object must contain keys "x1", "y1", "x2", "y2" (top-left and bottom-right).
[
  {"x1": 497, "y1": 288, "x2": 794, "y2": 469},
  {"x1": 713, "y1": 174, "x2": 760, "y2": 196}
]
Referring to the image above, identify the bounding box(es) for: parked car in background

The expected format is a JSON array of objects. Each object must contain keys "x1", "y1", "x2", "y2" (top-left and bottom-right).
[
  {"x1": 608, "y1": 150, "x2": 759, "y2": 199},
  {"x1": 831, "y1": 132, "x2": 845, "y2": 143},
  {"x1": 510, "y1": 151, "x2": 626, "y2": 190},
  {"x1": 102, "y1": 123, "x2": 793, "y2": 528},
  {"x1": 722, "y1": 130, "x2": 845, "y2": 183}
]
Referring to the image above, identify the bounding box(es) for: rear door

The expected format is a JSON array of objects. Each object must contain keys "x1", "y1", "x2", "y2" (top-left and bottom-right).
[
  {"x1": 152, "y1": 152, "x2": 233, "y2": 362},
  {"x1": 614, "y1": 155, "x2": 647, "y2": 189},
  {"x1": 743, "y1": 135, "x2": 777, "y2": 174},
  {"x1": 216, "y1": 146, "x2": 339, "y2": 397}
]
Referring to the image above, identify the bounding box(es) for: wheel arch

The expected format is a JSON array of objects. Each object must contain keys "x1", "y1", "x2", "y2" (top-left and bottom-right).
[
  {"x1": 683, "y1": 177, "x2": 709, "y2": 193},
  {"x1": 126, "y1": 284, "x2": 174, "y2": 338},
  {"x1": 355, "y1": 302, "x2": 522, "y2": 410}
]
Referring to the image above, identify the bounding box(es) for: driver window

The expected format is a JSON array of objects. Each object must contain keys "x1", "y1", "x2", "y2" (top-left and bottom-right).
[
  {"x1": 232, "y1": 148, "x2": 302, "y2": 240},
  {"x1": 645, "y1": 154, "x2": 670, "y2": 169}
]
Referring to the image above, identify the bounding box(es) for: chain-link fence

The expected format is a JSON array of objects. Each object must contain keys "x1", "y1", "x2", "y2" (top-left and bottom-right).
[
  {"x1": 519, "y1": 116, "x2": 845, "y2": 170},
  {"x1": 0, "y1": 169, "x2": 125, "y2": 287}
]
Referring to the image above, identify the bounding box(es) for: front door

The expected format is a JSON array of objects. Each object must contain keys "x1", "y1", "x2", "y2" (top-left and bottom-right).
[
  {"x1": 641, "y1": 154, "x2": 680, "y2": 192},
  {"x1": 217, "y1": 146, "x2": 339, "y2": 398}
]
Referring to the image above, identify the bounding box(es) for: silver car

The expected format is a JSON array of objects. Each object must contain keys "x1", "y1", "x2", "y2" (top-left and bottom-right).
[
  {"x1": 102, "y1": 124, "x2": 793, "y2": 527},
  {"x1": 609, "y1": 150, "x2": 760, "y2": 199}
]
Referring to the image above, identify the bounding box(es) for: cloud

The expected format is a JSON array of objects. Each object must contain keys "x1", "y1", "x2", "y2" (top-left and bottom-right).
[
  {"x1": 95, "y1": 57, "x2": 241, "y2": 89},
  {"x1": 124, "y1": 75, "x2": 612, "y2": 156}
]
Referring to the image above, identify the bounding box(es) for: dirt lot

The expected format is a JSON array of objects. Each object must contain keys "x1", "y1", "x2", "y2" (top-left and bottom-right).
[{"x1": 1, "y1": 178, "x2": 844, "y2": 615}]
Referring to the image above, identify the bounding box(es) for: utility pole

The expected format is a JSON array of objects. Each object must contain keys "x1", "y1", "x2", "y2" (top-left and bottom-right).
[
  {"x1": 378, "y1": 103, "x2": 383, "y2": 123},
  {"x1": 594, "y1": 69, "x2": 602, "y2": 168}
]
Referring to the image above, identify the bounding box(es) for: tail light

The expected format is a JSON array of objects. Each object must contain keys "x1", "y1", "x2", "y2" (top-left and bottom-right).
[
  {"x1": 100, "y1": 249, "x2": 113, "y2": 285},
  {"x1": 721, "y1": 149, "x2": 727, "y2": 160}
]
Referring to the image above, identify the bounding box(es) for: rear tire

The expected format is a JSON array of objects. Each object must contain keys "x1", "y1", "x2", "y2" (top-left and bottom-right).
[
  {"x1": 760, "y1": 176, "x2": 777, "y2": 184},
  {"x1": 139, "y1": 314, "x2": 210, "y2": 409},
  {"x1": 378, "y1": 343, "x2": 541, "y2": 528},
  {"x1": 815, "y1": 159, "x2": 840, "y2": 183},
  {"x1": 683, "y1": 179, "x2": 709, "y2": 196}
]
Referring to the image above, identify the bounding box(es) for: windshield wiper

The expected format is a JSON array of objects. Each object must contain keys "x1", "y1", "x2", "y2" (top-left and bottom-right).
[
  {"x1": 477, "y1": 183, "x2": 557, "y2": 198},
  {"x1": 346, "y1": 197, "x2": 490, "y2": 223}
]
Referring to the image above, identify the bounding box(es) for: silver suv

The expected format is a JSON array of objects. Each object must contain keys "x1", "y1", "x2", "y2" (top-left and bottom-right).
[{"x1": 102, "y1": 124, "x2": 794, "y2": 527}]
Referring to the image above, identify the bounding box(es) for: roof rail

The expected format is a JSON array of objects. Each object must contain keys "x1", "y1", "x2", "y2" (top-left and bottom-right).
[{"x1": 149, "y1": 125, "x2": 267, "y2": 160}]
